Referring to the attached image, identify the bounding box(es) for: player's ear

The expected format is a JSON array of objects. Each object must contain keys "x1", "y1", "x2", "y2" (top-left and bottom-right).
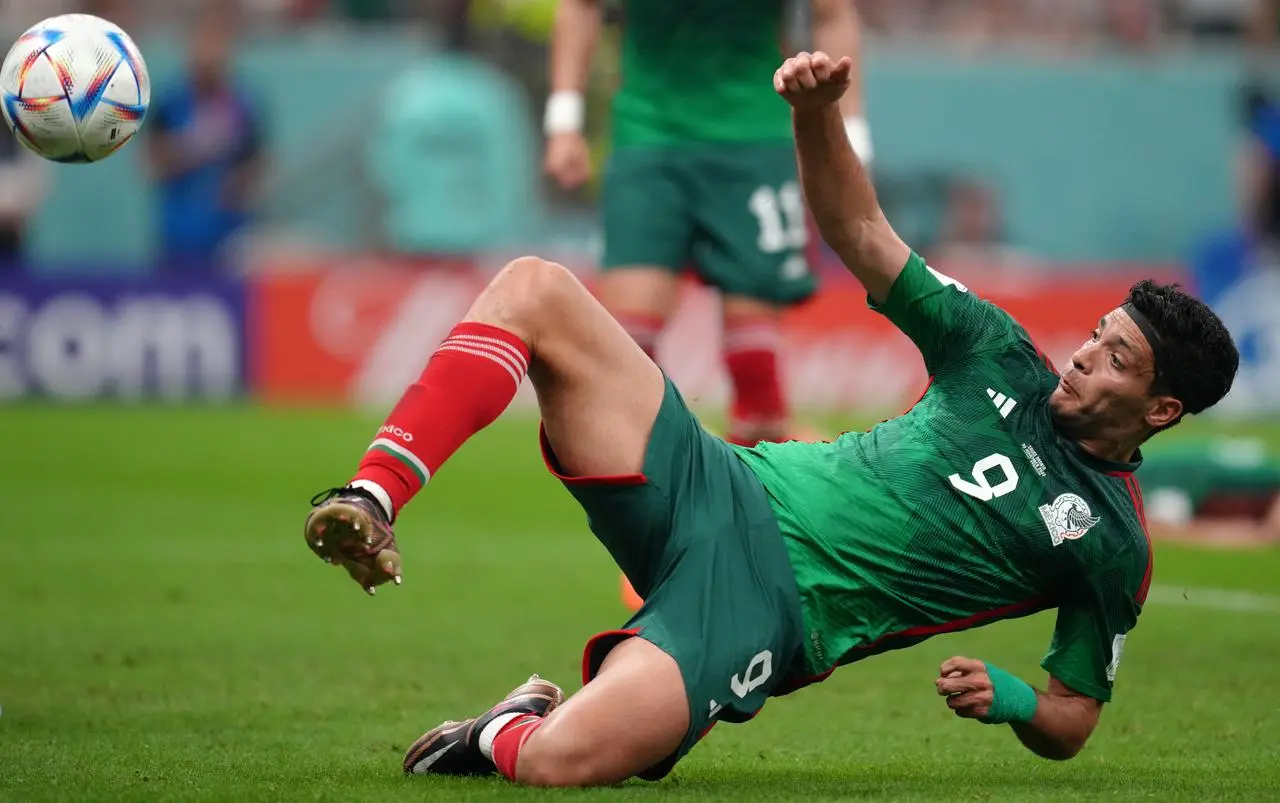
[{"x1": 1144, "y1": 393, "x2": 1182, "y2": 430}]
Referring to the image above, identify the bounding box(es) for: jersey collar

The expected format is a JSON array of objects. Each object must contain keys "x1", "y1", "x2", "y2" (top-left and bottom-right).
[{"x1": 1066, "y1": 439, "x2": 1143, "y2": 477}]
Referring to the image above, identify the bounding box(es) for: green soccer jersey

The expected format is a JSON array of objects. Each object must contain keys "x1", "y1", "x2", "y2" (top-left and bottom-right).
[
  {"x1": 735, "y1": 253, "x2": 1153, "y2": 702},
  {"x1": 610, "y1": 0, "x2": 792, "y2": 148}
]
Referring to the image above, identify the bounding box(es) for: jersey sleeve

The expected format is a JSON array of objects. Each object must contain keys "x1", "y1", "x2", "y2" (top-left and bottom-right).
[
  {"x1": 1039, "y1": 554, "x2": 1146, "y2": 702},
  {"x1": 870, "y1": 252, "x2": 1020, "y2": 372}
]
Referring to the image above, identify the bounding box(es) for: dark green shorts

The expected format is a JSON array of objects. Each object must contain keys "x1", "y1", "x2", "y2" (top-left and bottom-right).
[
  {"x1": 540, "y1": 379, "x2": 806, "y2": 778},
  {"x1": 600, "y1": 142, "x2": 817, "y2": 306}
]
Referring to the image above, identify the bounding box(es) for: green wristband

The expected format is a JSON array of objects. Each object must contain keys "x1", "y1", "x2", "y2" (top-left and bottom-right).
[{"x1": 979, "y1": 663, "x2": 1039, "y2": 725}]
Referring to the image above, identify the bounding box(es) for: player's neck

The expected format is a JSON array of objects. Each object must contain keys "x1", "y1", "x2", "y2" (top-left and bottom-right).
[{"x1": 1074, "y1": 435, "x2": 1139, "y2": 466}]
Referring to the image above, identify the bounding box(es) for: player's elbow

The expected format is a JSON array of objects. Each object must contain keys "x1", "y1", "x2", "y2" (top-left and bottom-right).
[
  {"x1": 1032, "y1": 736, "x2": 1086, "y2": 762},
  {"x1": 1024, "y1": 721, "x2": 1095, "y2": 761}
]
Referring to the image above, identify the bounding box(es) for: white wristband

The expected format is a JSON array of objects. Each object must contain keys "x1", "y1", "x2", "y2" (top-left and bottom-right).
[
  {"x1": 844, "y1": 115, "x2": 874, "y2": 165},
  {"x1": 544, "y1": 90, "x2": 585, "y2": 135}
]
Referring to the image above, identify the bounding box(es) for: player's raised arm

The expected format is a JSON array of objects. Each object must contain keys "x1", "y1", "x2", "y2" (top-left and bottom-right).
[
  {"x1": 809, "y1": 0, "x2": 872, "y2": 164},
  {"x1": 544, "y1": 0, "x2": 602, "y2": 189},
  {"x1": 775, "y1": 51, "x2": 908, "y2": 304}
]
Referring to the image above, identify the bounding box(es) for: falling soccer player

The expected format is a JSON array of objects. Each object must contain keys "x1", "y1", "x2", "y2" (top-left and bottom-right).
[{"x1": 302, "y1": 51, "x2": 1240, "y2": 788}]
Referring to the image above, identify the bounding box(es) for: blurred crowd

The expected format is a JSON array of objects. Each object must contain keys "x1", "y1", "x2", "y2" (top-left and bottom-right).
[
  {"x1": 1, "y1": 1, "x2": 1277, "y2": 50},
  {"x1": 0, "y1": 0, "x2": 1278, "y2": 273},
  {"x1": 859, "y1": 0, "x2": 1278, "y2": 50}
]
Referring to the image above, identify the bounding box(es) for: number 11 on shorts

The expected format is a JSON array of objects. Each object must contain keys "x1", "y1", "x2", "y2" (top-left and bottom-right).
[{"x1": 750, "y1": 183, "x2": 806, "y2": 254}]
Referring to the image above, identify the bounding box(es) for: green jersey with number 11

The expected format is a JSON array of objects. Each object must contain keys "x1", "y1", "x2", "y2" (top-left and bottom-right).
[{"x1": 735, "y1": 253, "x2": 1153, "y2": 702}]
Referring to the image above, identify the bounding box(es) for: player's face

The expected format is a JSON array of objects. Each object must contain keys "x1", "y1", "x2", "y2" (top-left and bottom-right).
[{"x1": 1049, "y1": 308, "x2": 1179, "y2": 441}]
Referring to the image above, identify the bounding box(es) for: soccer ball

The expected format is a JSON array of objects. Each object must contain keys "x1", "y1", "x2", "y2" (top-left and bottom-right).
[{"x1": 0, "y1": 14, "x2": 149, "y2": 163}]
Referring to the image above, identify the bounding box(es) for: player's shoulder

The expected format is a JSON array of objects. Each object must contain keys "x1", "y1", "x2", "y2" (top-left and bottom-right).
[{"x1": 919, "y1": 260, "x2": 1054, "y2": 366}]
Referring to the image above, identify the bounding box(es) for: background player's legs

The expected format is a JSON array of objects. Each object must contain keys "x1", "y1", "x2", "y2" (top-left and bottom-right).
[
  {"x1": 685, "y1": 142, "x2": 817, "y2": 447},
  {"x1": 721, "y1": 294, "x2": 792, "y2": 446},
  {"x1": 494, "y1": 637, "x2": 690, "y2": 787},
  {"x1": 593, "y1": 267, "x2": 683, "y2": 361}
]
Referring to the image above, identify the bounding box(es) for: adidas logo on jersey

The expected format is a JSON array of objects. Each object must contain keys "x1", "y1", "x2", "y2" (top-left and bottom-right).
[{"x1": 987, "y1": 388, "x2": 1017, "y2": 418}]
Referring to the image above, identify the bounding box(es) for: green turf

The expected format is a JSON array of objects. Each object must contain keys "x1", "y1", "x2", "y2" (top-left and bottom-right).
[{"x1": 1, "y1": 405, "x2": 1278, "y2": 802}]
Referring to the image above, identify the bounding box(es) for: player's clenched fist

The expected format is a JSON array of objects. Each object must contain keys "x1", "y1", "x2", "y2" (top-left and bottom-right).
[
  {"x1": 774, "y1": 51, "x2": 853, "y2": 111},
  {"x1": 935, "y1": 656, "x2": 995, "y2": 720},
  {"x1": 544, "y1": 131, "x2": 592, "y2": 190}
]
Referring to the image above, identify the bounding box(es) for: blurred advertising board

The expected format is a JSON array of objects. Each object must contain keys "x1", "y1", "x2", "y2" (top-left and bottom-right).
[
  {"x1": 0, "y1": 274, "x2": 246, "y2": 401},
  {"x1": 1195, "y1": 266, "x2": 1280, "y2": 418},
  {"x1": 248, "y1": 255, "x2": 1184, "y2": 415}
]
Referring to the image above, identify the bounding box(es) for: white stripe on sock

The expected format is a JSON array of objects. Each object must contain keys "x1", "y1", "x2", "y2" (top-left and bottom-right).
[
  {"x1": 445, "y1": 337, "x2": 528, "y2": 382},
  {"x1": 435, "y1": 344, "x2": 522, "y2": 388},
  {"x1": 448, "y1": 335, "x2": 528, "y2": 373},
  {"x1": 723, "y1": 330, "x2": 782, "y2": 353},
  {"x1": 350, "y1": 479, "x2": 394, "y2": 520},
  {"x1": 478, "y1": 712, "x2": 525, "y2": 762}
]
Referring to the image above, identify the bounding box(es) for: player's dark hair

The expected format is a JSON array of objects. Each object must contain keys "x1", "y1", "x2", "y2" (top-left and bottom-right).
[{"x1": 1124, "y1": 280, "x2": 1239, "y2": 429}]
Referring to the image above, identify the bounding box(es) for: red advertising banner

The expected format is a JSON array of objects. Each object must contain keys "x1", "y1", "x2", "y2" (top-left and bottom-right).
[{"x1": 249, "y1": 256, "x2": 1183, "y2": 413}]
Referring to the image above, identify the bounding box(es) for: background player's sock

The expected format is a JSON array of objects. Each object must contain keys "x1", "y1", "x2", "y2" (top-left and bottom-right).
[
  {"x1": 723, "y1": 315, "x2": 788, "y2": 445},
  {"x1": 485, "y1": 714, "x2": 545, "y2": 780},
  {"x1": 614, "y1": 311, "x2": 666, "y2": 361},
  {"x1": 351, "y1": 323, "x2": 530, "y2": 519}
]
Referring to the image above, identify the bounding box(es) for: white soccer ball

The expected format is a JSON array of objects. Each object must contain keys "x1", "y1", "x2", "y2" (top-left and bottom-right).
[{"x1": 0, "y1": 14, "x2": 150, "y2": 163}]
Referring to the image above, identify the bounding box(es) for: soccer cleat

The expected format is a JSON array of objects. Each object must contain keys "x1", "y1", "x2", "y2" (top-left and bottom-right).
[
  {"x1": 304, "y1": 486, "x2": 400, "y2": 589},
  {"x1": 403, "y1": 675, "x2": 565, "y2": 777}
]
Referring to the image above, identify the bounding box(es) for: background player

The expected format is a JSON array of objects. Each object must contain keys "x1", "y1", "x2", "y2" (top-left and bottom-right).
[
  {"x1": 1140, "y1": 436, "x2": 1280, "y2": 543},
  {"x1": 544, "y1": 0, "x2": 872, "y2": 448},
  {"x1": 546, "y1": 0, "x2": 872, "y2": 610},
  {"x1": 303, "y1": 51, "x2": 1239, "y2": 787}
]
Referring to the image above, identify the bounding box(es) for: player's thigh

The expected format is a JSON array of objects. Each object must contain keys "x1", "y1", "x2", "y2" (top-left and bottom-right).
[
  {"x1": 601, "y1": 147, "x2": 694, "y2": 274},
  {"x1": 721, "y1": 293, "x2": 783, "y2": 324},
  {"x1": 517, "y1": 637, "x2": 689, "y2": 787},
  {"x1": 573, "y1": 429, "x2": 808, "y2": 781},
  {"x1": 464, "y1": 257, "x2": 664, "y2": 479},
  {"x1": 594, "y1": 266, "x2": 683, "y2": 321},
  {"x1": 688, "y1": 142, "x2": 816, "y2": 305}
]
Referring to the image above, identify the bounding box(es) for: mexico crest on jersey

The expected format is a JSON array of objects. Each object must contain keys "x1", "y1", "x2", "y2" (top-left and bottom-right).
[{"x1": 1039, "y1": 493, "x2": 1102, "y2": 546}]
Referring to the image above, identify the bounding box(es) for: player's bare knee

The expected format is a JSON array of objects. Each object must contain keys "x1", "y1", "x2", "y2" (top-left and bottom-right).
[{"x1": 475, "y1": 256, "x2": 581, "y2": 336}]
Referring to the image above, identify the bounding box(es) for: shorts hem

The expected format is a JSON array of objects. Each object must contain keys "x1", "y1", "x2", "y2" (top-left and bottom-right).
[
  {"x1": 539, "y1": 425, "x2": 648, "y2": 487},
  {"x1": 581, "y1": 627, "x2": 643, "y2": 685}
]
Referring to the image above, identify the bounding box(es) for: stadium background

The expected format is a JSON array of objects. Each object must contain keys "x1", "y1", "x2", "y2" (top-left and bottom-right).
[{"x1": 1, "y1": 2, "x2": 1278, "y2": 801}]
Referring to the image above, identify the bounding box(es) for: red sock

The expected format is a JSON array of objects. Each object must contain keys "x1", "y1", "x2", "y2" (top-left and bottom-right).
[
  {"x1": 723, "y1": 315, "x2": 788, "y2": 443},
  {"x1": 491, "y1": 715, "x2": 544, "y2": 781},
  {"x1": 352, "y1": 323, "x2": 530, "y2": 517},
  {"x1": 614, "y1": 312, "x2": 665, "y2": 361}
]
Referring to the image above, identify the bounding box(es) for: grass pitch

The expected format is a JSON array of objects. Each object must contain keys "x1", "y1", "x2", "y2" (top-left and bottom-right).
[{"x1": 1, "y1": 404, "x2": 1278, "y2": 802}]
